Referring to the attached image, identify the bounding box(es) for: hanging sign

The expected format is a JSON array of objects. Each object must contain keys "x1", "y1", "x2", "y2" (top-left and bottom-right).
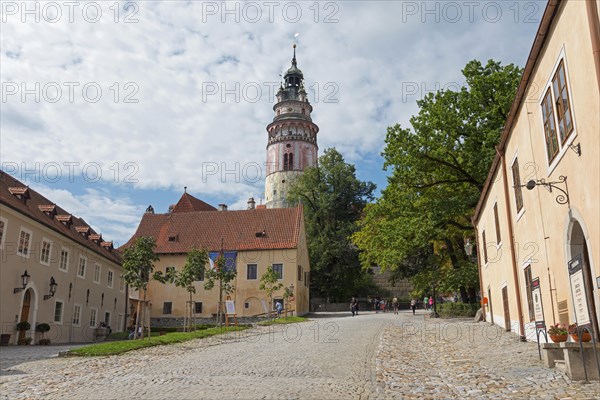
[{"x1": 568, "y1": 254, "x2": 591, "y2": 325}]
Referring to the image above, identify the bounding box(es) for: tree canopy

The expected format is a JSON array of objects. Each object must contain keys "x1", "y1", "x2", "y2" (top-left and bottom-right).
[
  {"x1": 353, "y1": 60, "x2": 522, "y2": 301},
  {"x1": 288, "y1": 148, "x2": 377, "y2": 301}
]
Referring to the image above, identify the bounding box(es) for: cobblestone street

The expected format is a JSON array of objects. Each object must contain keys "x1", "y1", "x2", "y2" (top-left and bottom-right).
[{"x1": 1, "y1": 312, "x2": 598, "y2": 399}]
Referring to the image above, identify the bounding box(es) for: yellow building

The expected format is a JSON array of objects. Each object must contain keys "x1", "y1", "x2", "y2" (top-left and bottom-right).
[
  {"x1": 0, "y1": 171, "x2": 126, "y2": 344},
  {"x1": 473, "y1": 0, "x2": 600, "y2": 341},
  {"x1": 123, "y1": 192, "x2": 310, "y2": 326}
]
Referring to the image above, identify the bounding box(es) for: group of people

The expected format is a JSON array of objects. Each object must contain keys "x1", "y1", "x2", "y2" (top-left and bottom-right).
[{"x1": 349, "y1": 297, "x2": 420, "y2": 316}]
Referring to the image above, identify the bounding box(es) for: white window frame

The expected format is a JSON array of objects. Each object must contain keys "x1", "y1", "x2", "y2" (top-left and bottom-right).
[
  {"x1": 93, "y1": 263, "x2": 101, "y2": 284},
  {"x1": 54, "y1": 299, "x2": 64, "y2": 324},
  {"x1": 272, "y1": 263, "x2": 284, "y2": 280},
  {"x1": 539, "y1": 50, "x2": 578, "y2": 175},
  {"x1": 77, "y1": 255, "x2": 87, "y2": 279},
  {"x1": 59, "y1": 248, "x2": 70, "y2": 272},
  {"x1": 107, "y1": 269, "x2": 114, "y2": 289},
  {"x1": 0, "y1": 216, "x2": 7, "y2": 250},
  {"x1": 104, "y1": 311, "x2": 112, "y2": 326},
  {"x1": 72, "y1": 303, "x2": 82, "y2": 327},
  {"x1": 40, "y1": 237, "x2": 53, "y2": 266},
  {"x1": 510, "y1": 152, "x2": 526, "y2": 222},
  {"x1": 119, "y1": 275, "x2": 125, "y2": 293},
  {"x1": 89, "y1": 307, "x2": 98, "y2": 327},
  {"x1": 17, "y1": 227, "x2": 32, "y2": 258}
]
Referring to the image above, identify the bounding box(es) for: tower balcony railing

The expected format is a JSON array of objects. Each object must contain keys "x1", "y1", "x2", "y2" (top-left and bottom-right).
[{"x1": 268, "y1": 135, "x2": 317, "y2": 145}]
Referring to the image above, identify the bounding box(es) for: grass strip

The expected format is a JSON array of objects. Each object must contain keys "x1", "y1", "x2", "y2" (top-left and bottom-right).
[
  {"x1": 258, "y1": 316, "x2": 308, "y2": 326},
  {"x1": 67, "y1": 326, "x2": 247, "y2": 357}
]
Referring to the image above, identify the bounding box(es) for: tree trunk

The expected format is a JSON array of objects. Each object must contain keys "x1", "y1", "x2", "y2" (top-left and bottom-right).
[{"x1": 135, "y1": 298, "x2": 142, "y2": 340}]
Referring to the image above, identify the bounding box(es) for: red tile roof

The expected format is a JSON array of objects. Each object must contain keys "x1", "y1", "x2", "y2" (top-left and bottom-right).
[
  {"x1": 122, "y1": 205, "x2": 304, "y2": 254},
  {"x1": 172, "y1": 192, "x2": 217, "y2": 213},
  {"x1": 0, "y1": 171, "x2": 121, "y2": 264}
]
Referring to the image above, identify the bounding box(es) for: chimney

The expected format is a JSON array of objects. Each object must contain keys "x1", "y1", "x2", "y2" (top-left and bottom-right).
[
  {"x1": 247, "y1": 197, "x2": 256, "y2": 210},
  {"x1": 218, "y1": 204, "x2": 228, "y2": 211}
]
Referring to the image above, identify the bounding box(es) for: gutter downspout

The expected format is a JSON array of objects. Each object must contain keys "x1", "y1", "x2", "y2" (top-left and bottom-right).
[
  {"x1": 586, "y1": 0, "x2": 600, "y2": 93},
  {"x1": 472, "y1": 224, "x2": 486, "y2": 322},
  {"x1": 497, "y1": 147, "x2": 526, "y2": 341}
]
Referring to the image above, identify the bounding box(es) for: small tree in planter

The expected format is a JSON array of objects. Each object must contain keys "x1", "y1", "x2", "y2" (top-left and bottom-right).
[
  {"x1": 260, "y1": 265, "x2": 284, "y2": 321},
  {"x1": 16, "y1": 322, "x2": 31, "y2": 345},
  {"x1": 36, "y1": 323, "x2": 51, "y2": 345}
]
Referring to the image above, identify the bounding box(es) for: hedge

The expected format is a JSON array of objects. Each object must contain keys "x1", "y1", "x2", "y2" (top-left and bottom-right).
[{"x1": 437, "y1": 302, "x2": 480, "y2": 318}]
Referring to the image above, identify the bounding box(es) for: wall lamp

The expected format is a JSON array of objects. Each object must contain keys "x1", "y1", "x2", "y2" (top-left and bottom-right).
[
  {"x1": 43, "y1": 277, "x2": 58, "y2": 300},
  {"x1": 522, "y1": 175, "x2": 570, "y2": 207},
  {"x1": 14, "y1": 270, "x2": 31, "y2": 294},
  {"x1": 464, "y1": 238, "x2": 474, "y2": 257}
]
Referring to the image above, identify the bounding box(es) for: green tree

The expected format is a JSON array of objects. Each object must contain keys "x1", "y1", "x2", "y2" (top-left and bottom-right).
[
  {"x1": 203, "y1": 253, "x2": 236, "y2": 327},
  {"x1": 353, "y1": 60, "x2": 522, "y2": 302},
  {"x1": 259, "y1": 265, "x2": 284, "y2": 320},
  {"x1": 122, "y1": 236, "x2": 160, "y2": 339},
  {"x1": 154, "y1": 248, "x2": 209, "y2": 331},
  {"x1": 288, "y1": 148, "x2": 376, "y2": 301}
]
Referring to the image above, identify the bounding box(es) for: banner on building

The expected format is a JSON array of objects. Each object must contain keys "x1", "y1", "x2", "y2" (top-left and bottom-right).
[{"x1": 209, "y1": 251, "x2": 237, "y2": 272}]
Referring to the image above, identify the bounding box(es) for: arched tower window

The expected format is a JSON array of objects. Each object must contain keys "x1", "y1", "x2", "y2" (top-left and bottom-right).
[
  {"x1": 288, "y1": 153, "x2": 294, "y2": 170},
  {"x1": 283, "y1": 153, "x2": 289, "y2": 171}
]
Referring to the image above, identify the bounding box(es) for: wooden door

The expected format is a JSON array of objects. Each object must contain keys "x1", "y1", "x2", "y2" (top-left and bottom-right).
[
  {"x1": 502, "y1": 286, "x2": 510, "y2": 331},
  {"x1": 18, "y1": 290, "x2": 32, "y2": 341}
]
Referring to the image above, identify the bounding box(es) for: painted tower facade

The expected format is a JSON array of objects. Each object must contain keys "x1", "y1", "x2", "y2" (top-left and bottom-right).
[{"x1": 265, "y1": 45, "x2": 319, "y2": 208}]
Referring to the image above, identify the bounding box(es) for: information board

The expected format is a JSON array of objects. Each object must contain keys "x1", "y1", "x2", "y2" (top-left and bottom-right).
[
  {"x1": 568, "y1": 254, "x2": 591, "y2": 325},
  {"x1": 225, "y1": 300, "x2": 236, "y2": 315}
]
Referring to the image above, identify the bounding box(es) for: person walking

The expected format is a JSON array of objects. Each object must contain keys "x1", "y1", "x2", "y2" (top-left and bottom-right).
[
  {"x1": 392, "y1": 296, "x2": 399, "y2": 315},
  {"x1": 428, "y1": 296, "x2": 434, "y2": 312},
  {"x1": 350, "y1": 297, "x2": 358, "y2": 317},
  {"x1": 423, "y1": 296, "x2": 429, "y2": 311},
  {"x1": 410, "y1": 298, "x2": 417, "y2": 315}
]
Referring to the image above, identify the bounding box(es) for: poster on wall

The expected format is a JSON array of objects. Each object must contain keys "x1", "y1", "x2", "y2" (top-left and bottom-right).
[
  {"x1": 568, "y1": 254, "x2": 591, "y2": 326},
  {"x1": 532, "y1": 277, "x2": 544, "y2": 326}
]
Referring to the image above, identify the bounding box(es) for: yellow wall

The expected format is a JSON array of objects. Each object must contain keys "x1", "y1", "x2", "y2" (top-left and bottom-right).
[
  {"x1": 0, "y1": 205, "x2": 126, "y2": 344},
  {"x1": 476, "y1": 0, "x2": 600, "y2": 340},
  {"x1": 145, "y1": 221, "x2": 310, "y2": 322}
]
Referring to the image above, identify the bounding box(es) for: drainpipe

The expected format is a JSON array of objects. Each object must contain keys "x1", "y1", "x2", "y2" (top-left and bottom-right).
[
  {"x1": 497, "y1": 147, "x2": 526, "y2": 341},
  {"x1": 472, "y1": 225, "x2": 486, "y2": 322},
  {"x1": 586, "y1": 0, "x2": 600, "y2": 93}
]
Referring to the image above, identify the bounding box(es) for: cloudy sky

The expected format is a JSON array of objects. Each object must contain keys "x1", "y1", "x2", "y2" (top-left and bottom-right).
[{"x1": 1, "y1": 1, "x2": 544, "y2": 245}]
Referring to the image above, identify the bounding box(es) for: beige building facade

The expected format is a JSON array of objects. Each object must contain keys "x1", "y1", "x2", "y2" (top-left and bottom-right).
[
  {"x1": 473, "y1": 0, "x2": 600, "y2": 341},
  {"x1": 0, "y1": 171, "x2": 126, "y2": 345},
  {"x1": 123, "y1": 193, "x2": 310, "y2": 326}
]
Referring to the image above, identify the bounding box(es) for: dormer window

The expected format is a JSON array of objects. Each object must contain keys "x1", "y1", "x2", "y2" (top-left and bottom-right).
[
  {"x1": 76, "y1": 226, "x2": 90, "y2": 238},
  {"x1": 56, "y1": 215, "x2": 73, "y2": 228},
  {"x1": 101, "y1": 241, "x2": 114, "y2": 250},
  {"x1": 89, "y1": 234, "x2": 102, "y2": 244},
  {"x1": 38, "y1": 205, "x2": 57, "y2": 219},
  {"x1": 168, "y1": 235, "x2": 179, "y2": 242},
  {"x1": 8, "y1": 187, "x2": 30, "y2": 203}
]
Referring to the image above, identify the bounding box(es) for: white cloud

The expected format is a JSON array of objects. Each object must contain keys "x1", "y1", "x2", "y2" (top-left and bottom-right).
[{"x1": 1, "y1": 1, "x2": 541, "y2": 243}]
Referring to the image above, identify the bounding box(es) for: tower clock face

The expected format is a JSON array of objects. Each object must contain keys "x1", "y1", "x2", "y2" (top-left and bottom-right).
[{"x1": 287, "y1": 107, "x2": 293, "y2": 112}]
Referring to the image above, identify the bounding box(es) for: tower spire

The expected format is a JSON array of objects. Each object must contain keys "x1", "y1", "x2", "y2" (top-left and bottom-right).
[{"x1": 292, "y1": 43, "x2": 297, "y2": 66}]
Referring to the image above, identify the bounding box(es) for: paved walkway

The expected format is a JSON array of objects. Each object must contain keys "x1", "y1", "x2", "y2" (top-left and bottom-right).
[
  {"x1": 0, "y1": 311, "x2": 598, "y2": 399},
  {"x1": 0, "y1": 344, "x2": 86, "y2": 376}
]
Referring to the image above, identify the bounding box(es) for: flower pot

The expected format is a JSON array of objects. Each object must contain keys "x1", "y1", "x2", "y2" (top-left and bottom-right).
[
  {"x1": 0, "y1": 334, "x2": 10, "y2": 346},
  {"x1": 550, "y1": 333, "x2": 568, "y2": 343},
  {"x1": 570, "y1": 332, "x2": 592, "y2": 342}
]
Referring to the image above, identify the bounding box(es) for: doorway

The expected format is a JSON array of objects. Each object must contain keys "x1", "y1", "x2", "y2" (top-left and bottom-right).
[
  {"x1": 568, "y1": 220, "x2": 599, "y2": 340},
  {"x1": 502, "y1": 286, "x2": 510, "y2": 331},
  {"x1": 18, "y1": 289, "x2": 32, "y2": 341}
]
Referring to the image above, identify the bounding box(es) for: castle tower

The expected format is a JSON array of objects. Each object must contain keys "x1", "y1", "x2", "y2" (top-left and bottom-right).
[{"x1": 264, "y1": 45, "x2": 319, "y2": 208}]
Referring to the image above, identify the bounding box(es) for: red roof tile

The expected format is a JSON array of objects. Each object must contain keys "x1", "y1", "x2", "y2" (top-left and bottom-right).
[
  {"x1": 122, "y1": 205, "x2": 303, "y2": 254},
  {"x1": 0, "y1": 171, "x2": 121, "y2": 264},
  {"x1": 172, "y1": 192, "x2": 217, "y2": 213}
]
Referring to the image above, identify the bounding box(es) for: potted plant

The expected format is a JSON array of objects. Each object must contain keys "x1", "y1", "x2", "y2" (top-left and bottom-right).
[
  {"x1": 36, "y1": 323, "x2": 51, "y2": 345},
  {"x1": 568, "y1": 323, "x2": 592, "y2": 342},
  {"x1": 16, "y1": 321, "x2": 31, "y2": 345},
  {"x1": 547, "y1": 323, "x2": 568, "y2": 343}
]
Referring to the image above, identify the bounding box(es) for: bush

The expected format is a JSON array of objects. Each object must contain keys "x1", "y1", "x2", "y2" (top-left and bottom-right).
[
  {"x1": 16, "y1": 321, "x2": 31, "y2": 331},
  {"x1": 39, "y1": 338, "x2": 51, "y2": 345},
  {"x1": 437, "y1": 302, "x2": 479, "y2": 318},
  {"x1": 36, "y1": 323, "x2": 51, "y2": 334}
]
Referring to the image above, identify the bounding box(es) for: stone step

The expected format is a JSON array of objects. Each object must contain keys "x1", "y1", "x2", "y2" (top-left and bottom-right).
[{"x1": 554, "y1": 359, "x2": 566, "y2": 372}]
